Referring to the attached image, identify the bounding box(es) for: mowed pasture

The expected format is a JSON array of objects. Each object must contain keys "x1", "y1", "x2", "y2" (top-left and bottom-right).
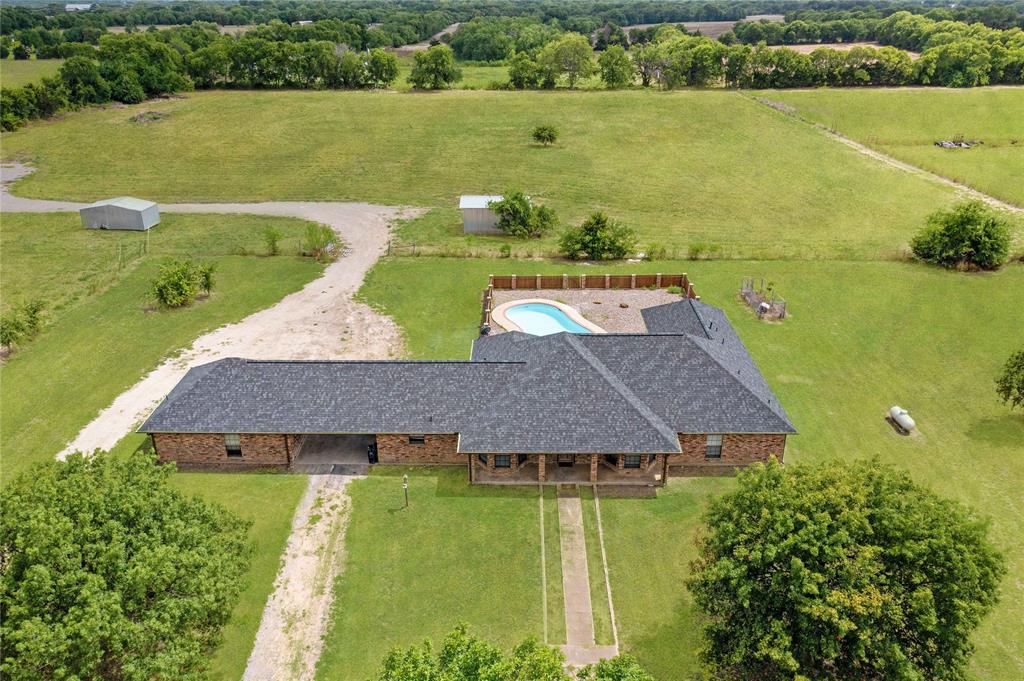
[
  {"x1": 0, "y1": 88, "x2": 978, "y2": 259},
  {"x1": 0, "y1": 58, "x2": 63, "y2": 87},
  {"x1": 766, "y1": 87, "x2": 1024, "y2": 206},
  {"x1": 356, "y1": 256, "x2": 1024, "y2": 681}
]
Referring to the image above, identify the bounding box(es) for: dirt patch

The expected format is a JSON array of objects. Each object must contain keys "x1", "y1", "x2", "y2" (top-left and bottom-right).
[
  {"x1": 130, "y1": 110, "x2": 169, "y2": 124},
  {"x1": 242, "y1": 474, "x2": 358, "y2": 681}
]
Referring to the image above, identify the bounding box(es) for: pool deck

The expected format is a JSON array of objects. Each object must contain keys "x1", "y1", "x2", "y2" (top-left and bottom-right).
[{"x1": 490, "y1": 288, "x2": 683, "y2": 334}]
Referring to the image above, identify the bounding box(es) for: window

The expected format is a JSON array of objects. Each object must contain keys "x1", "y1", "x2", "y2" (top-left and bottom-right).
[
  {"x1": 478, "y1": 454, "x2": 488, "y2": 465},
  {"x1": 225, "y1": 433, "x2": 242, "y2": 458},
  {"x1": 494, "y1": 455, "x2": 511, "y2": 468},
  {"x1": 408, "y1": 434, "x2": 426, "y2": 446},
  {"x1": 518, "y1": 454, "x2": 528, "y2": 466},
  {"x1": 705, "y1": 434, "x2": 723, "y2": 459},
  {"x1": 624, "y1": 455, "x2": 642, "y2": 469},
  {"x1": 604, "y1": 454, "x2": 618, "y2": 466}
]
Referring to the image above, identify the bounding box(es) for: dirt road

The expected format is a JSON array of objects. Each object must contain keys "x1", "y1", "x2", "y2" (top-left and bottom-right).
[{"x1": 1, "y1": 163, "x2": 422, "y2": 457}]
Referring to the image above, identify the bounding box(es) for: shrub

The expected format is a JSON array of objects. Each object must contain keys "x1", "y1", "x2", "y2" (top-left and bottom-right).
[
  {"x1": 0, "y1": 452, "x2": 250, "y2": 679},
  {"x1": 910, "y1": 200, "x2": 1011, "y2": 270},
  {"x1": 687, "y1": 241, "x2": 721, "y2": 260},
  {"x1": 688, "y1": 458, "x2": 1005, "y2": 681},
  {"x1": 489, "y1": 189, "x2": 557, "y2": 239},
  {"x1": 498, "y1": 243, "x2": 512, "y2": 258},
  {"x1": 0, "y1": 300, "x2": 47, "y2": 350},
  {"x1": 262, "y1": 226, "x2": 284, "y2": 255},
  {"x1": 996, "y1": 349, "x2": 1024, "y2": 409},
  {"x1": 303, "y1": 223, "x2": 341, "y2": 262},
  {"x1": 643, "y1": 242, "x2": 667, "y2": 261},
  {"x1": 532, "y1": 124, "x2": 558, "y2": 146},
  {"x1": 558, "y1": 211, "x2": 638, "y2": 260},
  {"x1": 150, "y1": 259, "x2": 213, "y2": 308}
]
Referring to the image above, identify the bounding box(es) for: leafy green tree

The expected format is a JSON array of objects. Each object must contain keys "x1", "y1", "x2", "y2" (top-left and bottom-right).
[
  {"x1": 632, "y1": 43, "x2": 662, "y2": 87},
  {"x1": 12, "y1": 43, "x2": 32, "y2": 60},
  {"x1": 408, "y1": 44, "x2": 462, "y2": 90},
  {"x1": 336, "y1": 50, "x2": 368, "y2": 88},
  {"x1": 150, "y1": 259, "x2": 213, "y2": 308},
  {"x1": 366, "y1": 47, "x2": 399, "y2": 88},
  {"x1": 576, "y1": 654, "x2": 654, "y2": 680},
  {"x1": 688, "y1": 458, "x2": 1006, "y2": 681},
  {"x1": 508, "y1": 51, "x2": 541, "y2": 89},
  {"x1": 375, "y1": 624, "x2": 651, "y2": 681},
  {"x1": 910, "y1": 200, "x2": 1011, "y2": 270},
  {"x1": 490, "y1": 189, "x2": 557, "y2": 239},
  {"x1": 0, "y1": 452, "x2": 251, "y2": 680},
  {"x1": 995, "y1": 349, "x2": 1024, "y2": 409},
  {"x1": 559, "y1": 212, "x2": 638, "y2": 260},
  {"x1": 537, "y1": 33, "x2": 597, "y2": 88},
  {"x1": 59, "y1": 56, "x2": 110, "y2": 105},
  {"x1": 531, "y1": 124, "x2": 558, "y2": 146},
  {"x1": 597, "y1": 45, "x2": 633, "y2": 88},
  {"x1": 185, "y1": 43, "x2": 231, "y2": 88}
]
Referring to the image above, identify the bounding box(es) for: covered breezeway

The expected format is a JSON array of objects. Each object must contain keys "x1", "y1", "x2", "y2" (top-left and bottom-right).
[{"x1": 291, "y1": 434, "x2": 377, "y2": 473}]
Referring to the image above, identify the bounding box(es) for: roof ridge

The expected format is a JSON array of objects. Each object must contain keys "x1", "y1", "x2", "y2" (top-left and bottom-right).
[
  {"x1": 685, "y1": 334, "x2": 793, "y2": 430},
  {"x1": 687, "y1": 298, "x2": 713, "y2": 339},
  {"x1": 563, "y1": 335, "x2": 681, "y2": 451},
  {"x1": 242, "y1": 359, "x2": 525, "y2": 365}
]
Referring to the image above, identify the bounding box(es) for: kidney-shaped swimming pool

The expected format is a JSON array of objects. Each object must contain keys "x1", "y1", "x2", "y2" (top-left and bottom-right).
[{"x1": 493, "y1": 300, "x2": 605, "y2": 336}]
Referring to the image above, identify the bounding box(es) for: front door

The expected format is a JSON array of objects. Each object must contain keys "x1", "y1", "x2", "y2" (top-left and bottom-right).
[
  {"x1": 366, "y1": 437, "x2": 378, "y2": 464},
  {"x1": 557, "y1": 454, "x2": 575, "y2": 468}
]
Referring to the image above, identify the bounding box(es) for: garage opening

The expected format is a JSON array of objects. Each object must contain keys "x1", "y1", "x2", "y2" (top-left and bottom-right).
[{"x1": 291, "y1": 434, "x2": 377, "y2": 472}]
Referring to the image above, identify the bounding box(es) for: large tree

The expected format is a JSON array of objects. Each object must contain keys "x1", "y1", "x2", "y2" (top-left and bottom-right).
[
  {"x1": 688, "y1": 459, "x2": 1005, "y2": 681},
  {"x1": 910, "y1": 200, "x2": 1011, "y2": 270},
  {"x1": 0, "y1": 452, "x2": 251, "y2": 680},
  {"x1": 537, "y1": 32, "x2": 597, "y2": 88},
  {"x1": 408, "y1": 43, "x2": 462, "y2": 90},
  {"x1": 597, "y1": 45, "x2": 634, "y2": 88},
  {"x1": 995, "y1": 348, "x2": 1024, "y2": 409},
  {"x1": 559, "y1": 211, "x2": 638, "y2": 260}
]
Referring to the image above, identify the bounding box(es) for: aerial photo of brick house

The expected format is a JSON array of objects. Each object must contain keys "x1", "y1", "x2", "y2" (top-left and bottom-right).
[{"x1": 140, "y1": 295, "x2": 794, "y2": 485}]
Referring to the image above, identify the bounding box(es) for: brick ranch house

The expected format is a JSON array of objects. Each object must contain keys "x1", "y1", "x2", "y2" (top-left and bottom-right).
[{"x1": 140, "y1": 299, "x2": 794, "y2": 485}]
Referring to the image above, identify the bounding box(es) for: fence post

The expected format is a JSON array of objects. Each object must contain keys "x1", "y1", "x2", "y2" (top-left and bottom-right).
[
  {"x1": 489, "y1": 274, "x2": 494, "y2": 287},
  {"x1": 655, "y1": 273, "x2": 662, "y2": 287},
  {"x1": 562, "y1": 274, "x2": 568, "y2": 288},
  {"x1": 604, "y1": 274, "x2": 610, "y2": 289},
  {"x1": 630, "y1": 274, "x2": 636, "y2": 288},
  {"x1": 536, "y1": 273, "x2": 541, "y2": 289},
  {"x1": 581, "y1": 274, "x2": 587, "y2": 288},
  {"x1": 511, "y1": 274, "x2": 517, "y2": 290}
]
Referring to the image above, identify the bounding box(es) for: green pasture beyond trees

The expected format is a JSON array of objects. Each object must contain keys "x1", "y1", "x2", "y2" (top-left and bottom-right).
[
  {"x1": 766, "y1": 87, "x2": 1024, "y2": 207},
  {"x1": 356, "y1": 256, "x2": 1024, "y2": 681},
  {"x1": 2, "y1": 88, "x2": 995, "y2": 259},
  {"x1": 0, "y1": 58, "x2": 63, "y2": 87}
]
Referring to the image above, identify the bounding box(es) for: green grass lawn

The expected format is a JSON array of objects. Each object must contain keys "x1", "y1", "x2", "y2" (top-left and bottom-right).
[
  {"x1": 580, "y1": 487, "x2": 614, "y2": 646},
  {"x1": 763, "y1": 87, "x2": 1024, "y2": 207},
  {"x1": 542, "y1": 485, "x2": 567, "y2": 645},
  {"x1": 0, "y1": 212, "x2": 323, "y2": 480},
  {"x1": 393, "y1": 56, "x2": 509, "y2": 91},
  {"x1": 0, "y1": 58, "x2": 63, "y2": 87},
  {"x1": 316, "y1": 467, "x2": 554, "y2": 680},
  {"x1": 1, "y1": 88, "x2": 978, "y2": 259},
  {"x1": 357, "y1": 255, "x2": 1024, "y2": 681}
]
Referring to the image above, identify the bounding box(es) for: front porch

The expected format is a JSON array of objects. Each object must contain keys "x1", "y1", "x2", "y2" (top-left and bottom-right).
[{"x1": 470, "y1": 453, "x2": 666, "y2": 486}]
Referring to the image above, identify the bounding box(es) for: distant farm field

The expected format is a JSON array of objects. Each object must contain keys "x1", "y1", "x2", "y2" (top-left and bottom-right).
[
  {"x1": 1, "y1": 89, "x2": 972, "y2": 259},
  {"x1": 766, "y1": 87, "x2": 1024, "y2": 206},
  {"x1": 0, "y1": 58, "x2": 63, "y2": 87}
]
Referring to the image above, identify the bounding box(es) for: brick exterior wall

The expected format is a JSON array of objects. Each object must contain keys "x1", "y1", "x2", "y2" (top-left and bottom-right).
[
  {"x1": 376, "y1": 434, "x2": 462, "y2": 464},
  {"x1": 152, "y1": 432, "x2": 290, "y2": 469},
  {"x1": 668, "y1": 433, "x2": 786, "y2": 476}
]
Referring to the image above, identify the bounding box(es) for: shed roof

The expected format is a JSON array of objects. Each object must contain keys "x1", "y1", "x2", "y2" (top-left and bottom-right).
[
  {"x1": 459, "y1": 195, "x2": 503, "y2": 209},
  {"x1": 84, "y1": 196, "x2": 157, "y2": 211}
]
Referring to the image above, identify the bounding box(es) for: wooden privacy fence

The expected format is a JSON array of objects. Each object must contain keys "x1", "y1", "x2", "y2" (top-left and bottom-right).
[{"x1": 480, "y1": 273, "x2": 697, "y2": 329}]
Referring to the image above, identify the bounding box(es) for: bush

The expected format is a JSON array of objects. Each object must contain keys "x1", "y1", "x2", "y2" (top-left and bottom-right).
[
  {"x1": 996, "y1": 348, "x2": 1024, "y2": 409},
  {"x1": 910, "y1": 200, "x2": 1011, "y2": 270},
  {"x1": 489, "y1": 189, "x2": 557, "y2": 239},
  {"x1": 643, "y1": 243, "x2": 667, "y2": 261},
  {"x1": 532, "y1": 124, "x2": 558, "y2": 146},
  {"x1": 303, "y1": 223, "x2": 341, "y2": 262},
  {"x1": 0, "y1": 452, "x2": 251, "y2": 679},
  {"x1": 262, "y1": 226, "x2": 284, "y2": 255},
  {"x1": 150, "y1": 259, "x2": 213, "y2": 308},
  {"x1": 559, "y1": 211, "x2": 638, "y2": 260},
  {"x1": 498, "y1": 243, "x2": 512, "y2": 258},
  {"x1": 688, "y1": 458, "x2": 1005, "y2": 680},
  {"x1": 0, "y1": 300, "x2": 47, "y2": 350}
]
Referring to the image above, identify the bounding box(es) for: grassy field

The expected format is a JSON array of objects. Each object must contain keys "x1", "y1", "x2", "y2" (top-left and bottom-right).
[
  {"x1": 0, "y1": 58, "x2": 63, "y2": 87},
  {"x1": 357, "y1": 255, "x2": 1024, "y2": 681},
  {"x1": 764, "y1": 87, "x2": 1024, "y2": 206},
  {"x1": 0, "y1": 212, "x2": 322, "y2": 479},
  {"x1": 1, "y1": 88, "x2": 979, "y2": 259},
  {"x1": 316, "y1": 467, "x2": 557, "y2": 680},
  {"x1": 580, "y1": 487, "x2": 615, "y2": 646},
  {"x1": 542, "y1": 485, "x2": 567, "y2": 644}
]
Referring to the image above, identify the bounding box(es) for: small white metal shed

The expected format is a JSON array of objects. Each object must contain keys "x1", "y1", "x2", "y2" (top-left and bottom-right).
[
  {"x1": 80, "y1": 197, "x2": 160, "y2": 231},
  {"x1": 459, "y1": 195, "x2": 503, "y2": 234}
]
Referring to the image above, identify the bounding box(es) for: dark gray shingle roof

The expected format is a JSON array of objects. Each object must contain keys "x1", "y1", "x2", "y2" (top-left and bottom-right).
[{"x1": 141, "y1": 300, "x2": 794, "y2": 452}]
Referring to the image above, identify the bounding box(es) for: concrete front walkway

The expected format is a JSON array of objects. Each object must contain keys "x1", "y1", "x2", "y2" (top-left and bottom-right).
[{"x1": 557, "y1": 490, "x2": 618, "y2": 667}]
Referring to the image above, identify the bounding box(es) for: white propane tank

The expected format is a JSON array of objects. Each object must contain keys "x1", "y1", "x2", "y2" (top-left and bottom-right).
[{"x1": 889, "y1": 406, "x2": 916, "y2": 431}]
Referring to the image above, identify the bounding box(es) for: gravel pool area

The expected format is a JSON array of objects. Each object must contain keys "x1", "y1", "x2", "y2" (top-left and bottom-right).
[{"x1": 491, "y1": 288, "x2": 684, "y2": 333}]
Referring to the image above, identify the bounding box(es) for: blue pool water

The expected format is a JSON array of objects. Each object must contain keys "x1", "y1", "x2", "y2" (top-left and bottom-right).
[{"x1": 505, "y1": 303, "x2": 592, "y2": 336}]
